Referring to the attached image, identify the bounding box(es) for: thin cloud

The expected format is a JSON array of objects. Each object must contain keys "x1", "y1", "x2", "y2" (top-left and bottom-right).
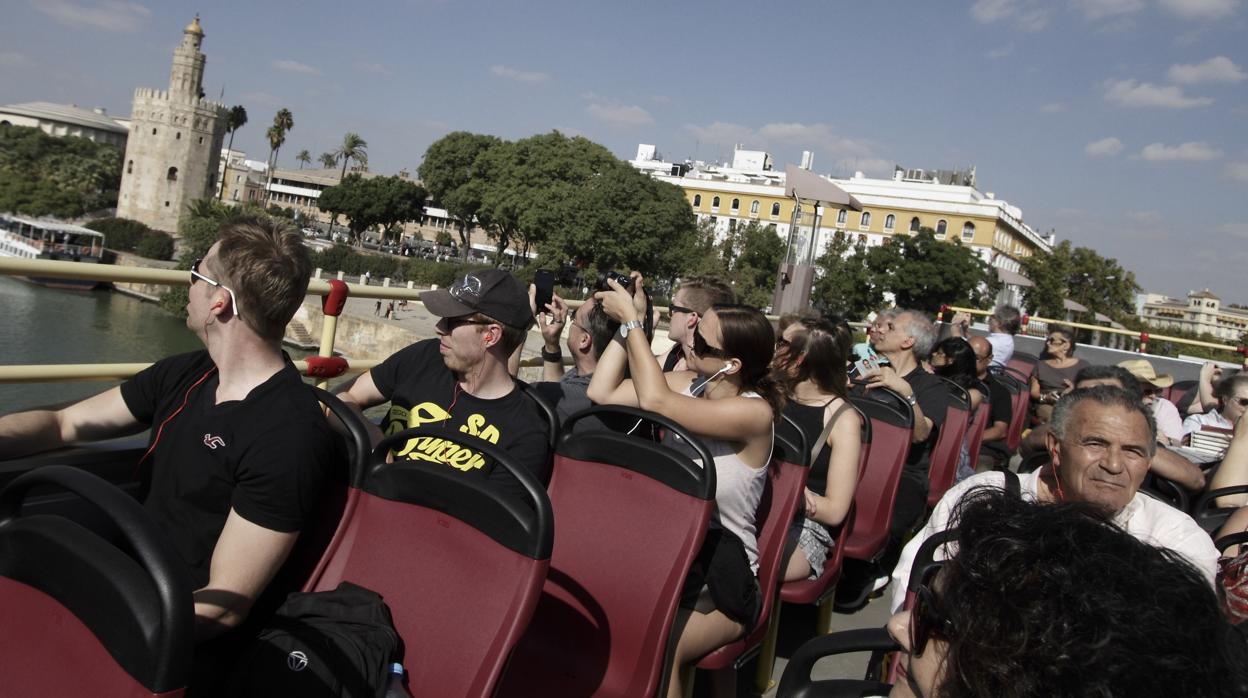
[
  {"x1": 1138, "y1": 141, "x2": 1223, "y2": 161},
  {"x1": 586, "y1": 102, "x2": 654, "y2": 127},
  {"x1": 0, "y1": 52, "x2": 35, "y2": 69},
  {"x1": 1041, "y1": 102, "x2": 1067, "y2": 112},
  {"x1": 489, "y1": 65, "x2": 550, "y2": 84},
  {"x1": 1220, "y1": 222, "x2": 1248, "y2": 238},
  {"x1": 1158, "y1": 0, "x2": 1240, "y2": 20},
  {"x1": 987, "y1": 44, "x2": 1014, "y2": 59},
  {"x1": 239, "y1": 91, "x2": 284, "y2": 107},
  {"x1": 1070, "y1": 0, "x2": 1144, "y2": 20},
  {"x1": 353, "y1": 61, "x2": 391, "y2": 76},
  {"x1": 1127, "y1": 210, "x2": 1162, "y2": 225},
  {"x1": 273, "y1": 59, "x2": 319, "y2": 75},
  {"x1": 650, "y1": 95, "x2": 671, "y2": 104},
  {"x1": 1104, "y1": 79, "x2": 1213, "y2": 108},
  {"x1": 33, "y1": 0, "x2": 150, "y2": 32},
  {"x1": 1168, "y1": 56, "x2": 1246, "y2": 84},
  {"x1": 1226, "y1": 162, "x2": 1248, "y2": 182},
  {"x1": 1086, "y1": 137, "x2": 1124, "y2": 156},
  {"x1": 970, "y1": 0, "x2": 1051, "y2": 30}
]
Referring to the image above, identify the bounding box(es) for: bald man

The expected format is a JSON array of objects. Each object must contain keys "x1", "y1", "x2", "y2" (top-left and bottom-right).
[{"x1": 970, "y1": 335, "x2": 1013, "y2": 471}]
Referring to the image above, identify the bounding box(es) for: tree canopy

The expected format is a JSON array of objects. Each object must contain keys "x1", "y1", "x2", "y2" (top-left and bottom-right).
[
  {"x1": 0, "y1": 125, "x2": 122, "y2": 218},
  {"x1": 318, "y1": 174, "x2": 427, "y2": 243},
  {"x1": 418, "y1": 131, "x2": 500, "y2": 259},
  {"x1": 1019, "y1": 239, "x2": 1141, "y2": 322}
]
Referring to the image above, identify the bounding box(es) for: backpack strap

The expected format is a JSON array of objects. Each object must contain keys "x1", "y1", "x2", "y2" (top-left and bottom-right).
[{"x1": 1001, "y1": 469, "x2": 1021, "y2": 498}]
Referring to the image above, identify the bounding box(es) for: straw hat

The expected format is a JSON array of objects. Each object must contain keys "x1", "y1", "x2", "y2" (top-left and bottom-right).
[{"x1": 1117, "y1": 359, "x2": 1174, "y2": 389}]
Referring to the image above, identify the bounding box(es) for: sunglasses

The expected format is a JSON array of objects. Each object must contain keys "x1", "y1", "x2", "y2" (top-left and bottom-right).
[
  {"x1": 443, "y1": 316, "x2": 496, "y2": 331},
  {"x1": 692, "y1": 330, "x2": 727, "y2": 359},
  {"x1": 190, "y1": 258, "x2": 243, "y2": 320},
  {"x1": 669, "y1": 304, "x2": 696, "y2": 316},
  {"x1": 909, "y1": 563, "x2": 954, "y2": 659}
]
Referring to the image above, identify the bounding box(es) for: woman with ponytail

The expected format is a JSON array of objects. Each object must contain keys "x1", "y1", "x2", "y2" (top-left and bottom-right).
[
  {"x1": 589, "y1": 274, "x2": 780, "y2": 698},
  {"x1": 773, "y1": 315, "x2": 862, "y2": 582}
]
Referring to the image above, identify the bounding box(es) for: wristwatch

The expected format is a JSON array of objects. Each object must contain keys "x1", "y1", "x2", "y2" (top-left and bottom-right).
[
  {"x1": 902, "y1": 393, "x2": 918, "y2": 407},
  {"x1": 619, "y1": 319, "x2": 643, "y2": 339}
]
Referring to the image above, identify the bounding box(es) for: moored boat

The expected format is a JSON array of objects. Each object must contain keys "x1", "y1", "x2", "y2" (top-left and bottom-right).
[{"x1": 0, "y1": 214, "x2": 106, "y2": 290}]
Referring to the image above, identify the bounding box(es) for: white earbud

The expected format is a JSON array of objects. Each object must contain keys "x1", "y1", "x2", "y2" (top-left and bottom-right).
[{"x1": 692, "y1": 363, "x2": 732, "y2": 396}]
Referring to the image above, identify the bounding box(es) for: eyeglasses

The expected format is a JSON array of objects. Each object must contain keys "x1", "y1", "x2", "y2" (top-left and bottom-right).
[
  {"x1": 1045, "y1": 337, "x2": 1068, "y2": 345},
  {"x1": 909, "y1": 563, "x2": 954, "y2": 659},
  {"x1": 190, "y1": 258, "x2": 242, "y2": 320},
  {"x1": 692, "y1": 330, "x2": 727, "y2": 359},
  {"x1": 669, "y1": 304, "x2": 695, "y2": 316},
  {"x1": 443, "y1": 315, "x2": 496, "y2": 331}
]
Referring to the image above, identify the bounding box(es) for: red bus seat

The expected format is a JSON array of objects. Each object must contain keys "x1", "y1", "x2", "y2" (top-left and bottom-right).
[
  {"x1": 497, "y1": 406, "x2": 716, "y2": 698},
  {"x1": 1005, "y1": 352, "x2": 1037, "y2": 381},
  {"x1": 0, "y1": 466, "x2": 194, "y2": 697},
  {"x1": 962, "y1": 380, "x2": 992, "y2": 473},
  {"x1": 926, "y1": 378, "x2": 972, "y2": 509},
  {"x1": 307, "y1": 427, "x2": 553, "y2": 698},
  {"x1": 694, "y1": 425, "x2": 811, "y2": 692},
  {"x1": 841, "y1": 391, "x2": 914, "y2": 563},
  {"x1": 989, "y1": 370, "x2": 1029, "y2": 455}
]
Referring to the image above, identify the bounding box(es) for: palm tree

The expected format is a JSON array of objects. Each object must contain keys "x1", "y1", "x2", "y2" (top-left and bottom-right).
[
  {"x1": 296, "y1": 149, "x2": 312, "y2": 169},
  {"x1": 318, "y1": 152, "x2": 337, "y2": 169},
  {"x1": 263, "y1": 108, "x2": 294, "y2": 206},
  {"x1": 216, "y1": 105, "x2": 247, "y2": 201},
  {"x1": 326, "y1": 132, "x2": 368, "y2": 241}
]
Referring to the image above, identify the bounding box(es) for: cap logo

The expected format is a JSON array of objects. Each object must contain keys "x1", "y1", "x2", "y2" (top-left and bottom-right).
[
  {"x1": 450, "y1": 274, "x2": 482, "y2": 304},
  {"x1": 287, "y1": 650, "x2": 309, "y2": 672}
]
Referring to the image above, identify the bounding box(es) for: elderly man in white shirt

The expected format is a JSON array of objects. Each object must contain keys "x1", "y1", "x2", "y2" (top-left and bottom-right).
[
  {"x1": 950, "y1": 304, "x2": 1020, "y2": 369},
  {"x1": 891, "y1": 385, "x2": 1218, "y2": 612}
]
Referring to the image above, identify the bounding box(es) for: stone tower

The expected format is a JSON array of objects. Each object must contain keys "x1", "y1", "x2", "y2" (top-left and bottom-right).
[{"x1": 117, "y1": 15, "x2": 227, "y2": 234}]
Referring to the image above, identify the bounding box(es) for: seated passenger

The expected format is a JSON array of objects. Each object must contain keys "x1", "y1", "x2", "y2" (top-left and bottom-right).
[
  {"x1": 657, "y1": 275, "x2": 736, "y2": 373},
  {"x1": 948, "y1": 303, "x2": 1020, "y2": 368},
  {"x1": 772, "y1": 315, "x2": 861, "y2": 582},
  {"x1": 586, "y1": 274, "x2": 779, "y2": 698},
  {"x1": 968, "y1": 336, "x2": 1012, "y2": 472},
  {"x1": 890, "y1": 386, "x2": 1219, "y2": 614},
  {"x1": 1118, "y1": 358, "x2": 1184, "y2": 445},
  {"x1": 888, "y1": 488, "x2": 1247, "y2": 698},
  {"x1": 930, "y1": 337, "x2": 986, "y2": 483},
  {"x1": 1184, "y1": 373, "x2": 1248, "y2": 438},
  {"x1": 530, "y1": 293, "x2": 618, "y2": 426},
  {"x1": 1029, "y1": 325, "x2": 1089, "y2": 423},
  {"x1": 336, "y1": 269, "x2": 550, "y2": 501},
  {"x1": 0, "y1": 218, "x2": 338, "y2": 641}
]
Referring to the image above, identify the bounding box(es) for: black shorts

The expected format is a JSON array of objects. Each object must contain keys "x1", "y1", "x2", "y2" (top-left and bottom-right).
[{"x1": 680, "y1": 527, "x2": 761, "y2": 628}]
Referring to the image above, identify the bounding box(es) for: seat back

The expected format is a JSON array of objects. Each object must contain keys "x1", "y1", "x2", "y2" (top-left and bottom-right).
[
  {"x1": 516, "y1": 379, "x2": 559, "y2": 452},
  {"x1": 0, "y1": 466, "x2": 194, "y2": 697},
  {"x1": 962, "y1": 381, "x2": 992, "y2": 473},
  {"x1": 991, "y1": 370, "x2": 1029, "y2": 454},
  {"x1": 310, "y1": 428, "x2": 553, "y2": 698},
  {"x1": 780, "y1": 402, "x2": 871, "y2": 607},
  {"x1": 497, "y1": 406, "x2": 715, "y2": 698},
  {"x1": 842, "y1": 390, "x2": 913, "y2": 561},
  {"x1": 1005, "y1": 352, "x2": 1037, "y2": 380},
  {"x1": 697, "y1": 431, "x2": 811, "y2": 670},
  {"x1": 926, "y1": 378, "x2": 971, "y2": 508}
]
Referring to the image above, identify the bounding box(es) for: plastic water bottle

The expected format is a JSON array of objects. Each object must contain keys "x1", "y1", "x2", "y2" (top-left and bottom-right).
[{"x1": 383, "y1": 662, "x2": 412, "y2": 698}]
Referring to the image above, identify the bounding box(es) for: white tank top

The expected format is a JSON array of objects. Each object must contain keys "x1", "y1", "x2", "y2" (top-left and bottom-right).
[{"x1": 667, "y1": 387, "x2": 772, "y2": 574}]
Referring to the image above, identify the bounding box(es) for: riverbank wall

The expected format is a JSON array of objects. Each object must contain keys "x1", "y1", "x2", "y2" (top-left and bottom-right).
[
  {"x1": 107, "y1": 251, "x2": 176, "y2": 301},
  {"x1": 291, "y1": 298, "x2": 426, "y2": 361}
]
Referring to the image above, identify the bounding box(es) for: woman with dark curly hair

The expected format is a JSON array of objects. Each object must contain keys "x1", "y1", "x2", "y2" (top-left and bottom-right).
[{"x1": 888, "y1": 488, "x2": 1248, "y2": 698}]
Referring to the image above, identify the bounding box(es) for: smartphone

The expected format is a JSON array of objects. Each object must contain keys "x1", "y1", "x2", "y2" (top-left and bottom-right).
[{"x1": 534, "y1": 269, "x2": 555, "y2": 313}]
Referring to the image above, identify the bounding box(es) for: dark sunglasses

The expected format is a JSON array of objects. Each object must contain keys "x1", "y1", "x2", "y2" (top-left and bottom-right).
[
  {"x1": 443, "y1": 316, "x2": 496, "y2": 331},
  {"x1": 909, "y1": 563, "x2": 954, "y2": 659},
  {"x1": 669, "y1": 304, "x2": 696, "y2": 317},
  {"x1": 692, "y1": 330, "x2": 727, "y2": 359}
]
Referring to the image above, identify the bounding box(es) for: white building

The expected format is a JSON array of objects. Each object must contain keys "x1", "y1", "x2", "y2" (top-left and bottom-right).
[{"x1": 0, "y1": 101, "x2": 130, "y2": 148}]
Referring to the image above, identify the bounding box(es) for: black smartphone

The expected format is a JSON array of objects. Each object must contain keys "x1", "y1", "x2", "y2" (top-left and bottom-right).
[{"x1": 534, "y1": 269, "x2": 555, "y2": 313}]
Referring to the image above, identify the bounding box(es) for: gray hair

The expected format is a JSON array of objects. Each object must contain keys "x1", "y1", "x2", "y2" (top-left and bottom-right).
[
  {"x1": 896, "y1": 309, "x2": 937, "y2": 359},
  {"x1": 1051, "y1": 386, "x2": 1157, "y2": 455},
  {"x1": 993, "y1": 305, "x2": 1021, "y2": 334}
]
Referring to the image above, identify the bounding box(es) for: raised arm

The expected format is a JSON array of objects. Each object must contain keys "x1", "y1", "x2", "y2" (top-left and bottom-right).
[{"x1": 0, "y1": 387, "x2": 143, "y2": 460}]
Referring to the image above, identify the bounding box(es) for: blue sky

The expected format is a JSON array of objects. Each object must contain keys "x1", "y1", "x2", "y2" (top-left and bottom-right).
[{"x1": 2, "y1": 0, "x2": 1245, "y2": 301}]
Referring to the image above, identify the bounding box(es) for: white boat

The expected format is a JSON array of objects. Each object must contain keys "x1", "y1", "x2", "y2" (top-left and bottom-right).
[{"x1": 0, "y1": 214, "x2": 106, "y2": 290}]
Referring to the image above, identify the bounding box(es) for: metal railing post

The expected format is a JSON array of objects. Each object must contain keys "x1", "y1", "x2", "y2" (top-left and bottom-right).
[{"x1": 316, "y1": 279, "x2": 349, "y2": 389}]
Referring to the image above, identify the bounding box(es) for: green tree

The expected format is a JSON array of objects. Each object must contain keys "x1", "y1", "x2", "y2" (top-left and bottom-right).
[
  {"x1": 0, "y1": 125, "x2": 122, "y2": 217},
  {"x1": 295, "y1": 149, "x2": 312, "y2": 169},
  {"x1": 1020, "y1": 240, "x2": 1142, "y2": 322},
  {"x1": 85, "y1": 217, "x2": 150, "y2": 252},
  {"x1": 318, "y1": 152, "x2": 337, "y2": 169},
  {"x1": 812, "y1": 231, "x2": 883, "y2": 318},
  {"x1": 263, "y1": 108, "x2": 294, "y2": 205},
  {"x1": 418, "y1": 131, "x2": 502, "y2": 260},
  {"x1": 216, "y1": 105, "x2": 247, "y2": 201},
  {"x1": 434, "y1": 229, "x2": 454, "y2": 247},
  {"x1": 325, "y1": 133, "x2": 368, "y2": 241},
  {"x1": 318, "y1": 174, "x2": 426, "y2": 244},
  {"x1": 882, "y1": 229, "x2": 990, "y2": 313}
]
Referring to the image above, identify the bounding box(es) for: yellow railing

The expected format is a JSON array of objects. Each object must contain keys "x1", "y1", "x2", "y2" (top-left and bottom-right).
[{"x1": 945, "y1": 305, "x2": 1244, "y2": 355}]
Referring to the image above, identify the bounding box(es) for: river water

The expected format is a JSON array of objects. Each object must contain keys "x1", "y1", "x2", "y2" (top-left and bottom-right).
[{"x1": 0, "y1": 277, "x2": 203, "y2": 413}]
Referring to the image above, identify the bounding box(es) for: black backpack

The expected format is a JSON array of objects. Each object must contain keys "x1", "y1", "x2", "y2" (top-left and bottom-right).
[{"x1": 227, "y1": 581, "x2": 400, "y2": 698}]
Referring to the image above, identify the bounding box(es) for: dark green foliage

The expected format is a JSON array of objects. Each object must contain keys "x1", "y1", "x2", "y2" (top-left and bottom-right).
[
  {"x1": 135, "y1": 232, "x2": 174, "y2": 260},
  {"x1": 0, "y1": 125, "x2": 122, "y2": 217},
  {"x1": 159, "y1": 199, "x2": 275, "y2": 315},
  {"x1": 1020, "y1": 240, "x2": 1141, "y2": 323},
  {"x1": 677, "y1": 219, "x2": 785, "y2": 308},
  {"x1": 317, "y1": 175, "x2": 426, "y2": 244},
  {"x1": 309, "y1": 245, "x2": 488, "y2": 288},
  {"x1": 419, "y1": 131, "x2": 504, "y2": 260},
  {"x1": 84, "y1": 217, "x2": 173, "y2": 260}
]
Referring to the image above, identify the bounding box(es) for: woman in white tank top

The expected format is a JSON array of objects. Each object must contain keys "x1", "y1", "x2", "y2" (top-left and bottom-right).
[{"x1": 588, "y1": 273, "x2": 782, "y2": 698}]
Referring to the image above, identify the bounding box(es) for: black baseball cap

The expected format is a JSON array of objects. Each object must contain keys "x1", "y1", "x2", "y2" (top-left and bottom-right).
[{"x1": 421, "y1": 269, "x2": 532, "y2": 329}]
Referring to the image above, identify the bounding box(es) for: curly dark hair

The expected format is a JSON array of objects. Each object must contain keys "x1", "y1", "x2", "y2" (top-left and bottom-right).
[
  {"x1": 930, "y1": 488, "x2": 1248, "y2": 697},
  {"x1": 932, "y1": 337, "x2": 978, "y2": 392}
]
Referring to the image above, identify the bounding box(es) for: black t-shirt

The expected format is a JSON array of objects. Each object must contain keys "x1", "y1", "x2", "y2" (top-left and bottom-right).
[
  {"x1": 120, "y1": 350, "x2": 337, "y2": 589},
  {"x1": 903, "y1": 367, "x2": 953, "y2": 476},
  {"x1": 369, "y1": 339, "x2": 551, "y2": 501},
  {"x1": 982, "y1": 374, "x2": 1014, "y2": 454}
]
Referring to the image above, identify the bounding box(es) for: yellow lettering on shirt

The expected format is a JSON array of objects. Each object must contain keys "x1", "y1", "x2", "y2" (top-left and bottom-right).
[{"x1": 387, "y1": 407, "x2": 500, "y2": 474}]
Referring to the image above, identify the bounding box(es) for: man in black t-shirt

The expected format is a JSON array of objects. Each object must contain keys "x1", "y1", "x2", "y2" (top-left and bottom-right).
[
  {"x1": 338, "y1": 269, "x2": 549, "y2": 500},
  {"x1": 0, "y1": 219, "x2": 335, "y2": 643},
  {"x1": 969, "y1": 336, "x2": 1014, "y2": 471}
]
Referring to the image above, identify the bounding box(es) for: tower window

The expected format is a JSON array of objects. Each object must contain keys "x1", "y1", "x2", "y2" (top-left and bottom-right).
[
  {"x1": 126, "y1": 160, "x2": 133, "y2": 174},
  {"x1": 199, "y1": 136, "x2": 204, "y2": 144},
  {"x1": 164, "y1": 201, "x2": 170, "y2": 207},
  {"x1": 152, "y1": 128, "x2": 157, "y2": 135},
  {"x1": 176, "y1": 132, "x2": 181, "y2": 140},
  {"x1": 167, "y1": 167, "x2": 178, "y2": 181}
]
